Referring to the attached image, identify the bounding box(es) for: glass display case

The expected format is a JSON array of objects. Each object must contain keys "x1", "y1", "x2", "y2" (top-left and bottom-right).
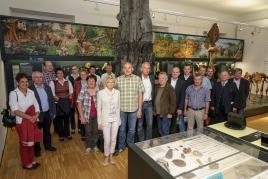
[{"x1": 128, "y1": 128, "x2": 268, "y2": 179}]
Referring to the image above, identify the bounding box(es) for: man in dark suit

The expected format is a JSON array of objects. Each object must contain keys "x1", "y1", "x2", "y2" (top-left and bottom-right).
[
  {"x1": 168, "y1": 66, "x2": 185, "y2": 134},
  {"x1": 30, "y1": 71, "x2": 57, "y2": 156},
  {"x1": 210, "y1": 71, "x2": 239, "y2": 124},
  {"x1": 137, "y1": 62, "x2": 155, "y2": 141},
  {"x1": 178, "y1": 63, "x2": 194, "y2": 132},
  {"x1": 232, "y1": 68, "x2": 250, "y2": 115}
]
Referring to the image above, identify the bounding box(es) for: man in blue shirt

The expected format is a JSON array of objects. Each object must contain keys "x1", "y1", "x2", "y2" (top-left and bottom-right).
[
  {"x1": 30, "y1": 71, "x2": 56, "y2": 157},
  {"x1": 184, "y1": 75, "x2": 210, "y2": 132}
]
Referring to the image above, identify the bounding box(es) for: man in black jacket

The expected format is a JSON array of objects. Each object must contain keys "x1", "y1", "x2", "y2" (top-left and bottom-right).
[
  {"x1": 232, "y1": 68, "x2": 250, "y2": 115},
  {"x1": 178, "y1": 63, "x2": 194, "y2": 132},
  {"x1": 168, "y1": 66, "x2": 185, "y2": 134},
  {"x1": 210, "y1": 71, "x2": 239, "y2": 124},
  {"x1": 30, "y1": 71, "x2": 57, "y2": 156}
]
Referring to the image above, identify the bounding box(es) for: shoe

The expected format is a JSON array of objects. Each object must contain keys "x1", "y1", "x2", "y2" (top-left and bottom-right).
[
  {"x1": 78, "y1": 129, "x2": 81, "y2": 134},
  {"x1": 110, "y1": 158, "x2": 116, "y2": 165},
  {"x1": 23, "y1": 164, "x2": 36, "y2": 170},
  {"x1": 67, "y1": 136, "x2": 72, "y2": 140},
  {"x1": 71, "y1": 130, "x2": 75, "y2": 134},
  {"x1": 34, "y1": 151, "x2": 41, "y2": 157},
  {"x1": 59, "y1": 138, "x2": 64, "y2": 141},
  {"x1": 45, "y1": 146, "x2": 56, "y2": 152},
  {"x1": 86, "y1": 148, "x2": 91, "y2": 153},
  {"x1": 32, "y1": 162, "x2": 41, "y2": 168},
  {"x1": 81, "y1": 137, "x2": 86, "y2": 141},
  {"x1": 94, "y1": 147, "x2": 99, "y2": 152},
  {"x1": 102, "y1": 159, "x2": 109, "y2": 166}
]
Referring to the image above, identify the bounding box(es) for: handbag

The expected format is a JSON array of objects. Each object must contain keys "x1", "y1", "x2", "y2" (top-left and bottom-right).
[
  {"x1": 2, "y1": 91, "x2": 18, "y2": 128},
  {"x1": 1, "y1": 109, "x2": 16, "y2": 128}
]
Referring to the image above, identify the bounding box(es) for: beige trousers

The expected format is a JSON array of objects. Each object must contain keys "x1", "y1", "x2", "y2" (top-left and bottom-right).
[{"x1": 187, "y1": 109, "x2": 204, "y2": 131}]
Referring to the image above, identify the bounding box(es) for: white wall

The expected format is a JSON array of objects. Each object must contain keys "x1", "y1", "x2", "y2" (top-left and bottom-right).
[
  {"x1": 236, "y1": 27, "x2": 268, "y2": 73},
  {"x1": 0, "y1": 0, "x2": 238, "y2": 37},
  {"x1": 0, "y1": 54, "x2": 7, "y2": 163}
]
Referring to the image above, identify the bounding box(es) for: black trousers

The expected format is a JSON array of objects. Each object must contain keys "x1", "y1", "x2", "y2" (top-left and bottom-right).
[
  {"x1": 55, "y1": 114, "x2": 70, "y2": 138},
  {"x1": 34, "y1": 111, "x2": 53, "y2": 152},
  {"x1": 213, "y1": 106, "x2": 228, "y2": 124}
]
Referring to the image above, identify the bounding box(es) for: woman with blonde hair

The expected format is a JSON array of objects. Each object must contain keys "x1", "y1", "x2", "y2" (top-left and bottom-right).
[{"x1": 97, "y1": 76, "x2": 121, "y2": 166}]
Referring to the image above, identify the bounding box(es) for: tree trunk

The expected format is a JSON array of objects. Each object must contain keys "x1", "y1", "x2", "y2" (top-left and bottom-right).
[{"x1": 114, "y1": 0, "x2": 154, "y2": 75}]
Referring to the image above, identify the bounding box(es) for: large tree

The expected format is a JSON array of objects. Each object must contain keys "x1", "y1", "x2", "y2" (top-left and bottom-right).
[{"x1": 114, "y1": 0, "x2": 154, "y2": 75}]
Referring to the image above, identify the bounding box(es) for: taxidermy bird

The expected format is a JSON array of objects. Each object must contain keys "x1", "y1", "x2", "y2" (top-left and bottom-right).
[{"x1": 205, "y1": 23, "x2": 220, "y2": 69}]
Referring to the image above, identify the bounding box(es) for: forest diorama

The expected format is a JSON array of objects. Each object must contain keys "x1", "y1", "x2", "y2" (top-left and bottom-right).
[
  {"x1": 153, "y1": 32, "x2": 244, "y2": 60},
  {"x1": 2, "y1": 18, "x2": 116, "y2": 56}
]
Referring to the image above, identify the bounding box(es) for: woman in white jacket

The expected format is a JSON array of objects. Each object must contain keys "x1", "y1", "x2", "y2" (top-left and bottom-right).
[{"x1": 97, "y1": 76, "x2": 121, "y2": 166}]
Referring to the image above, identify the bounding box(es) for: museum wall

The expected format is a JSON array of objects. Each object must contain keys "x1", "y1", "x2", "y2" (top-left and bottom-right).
[
  {"x1": 0, "y1": 0, "x2": 238, "y2": 37},
  {"x1": 0, "y1": 54, "x2": 7, "y2": 163},
  {"x1": 236, "y1": 27, "x2": 268, "y2": 73}
]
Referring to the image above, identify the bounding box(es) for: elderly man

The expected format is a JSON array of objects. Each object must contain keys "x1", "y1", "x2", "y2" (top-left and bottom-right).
[
  {"x1": 184, "y1": 75, "x2": 210, "y2": 132},
  {"x1": 42, "y1": 61, "x2": 56, "y2": 85},
  {"x1": 154, "y1": 72, "x2": 176, "y2": 136},
  {"x1": 232, "y1": 68, "x2": 250, "y2": 116},
  {"x1": 117, "y1": 62, "x2": 144, "y2": 153},
  {"x1": 211, "y1": 71, "x2": 239, "y2": 124},
  {"x1": 167, "y1": 66, "x2": 185, "y2": 134},
  {"x1": 30, "y1": 71, "x2": 57, "y2": 157},
  {"x1": 137, "y1": 62, "x2": 154, "y2": 141}
]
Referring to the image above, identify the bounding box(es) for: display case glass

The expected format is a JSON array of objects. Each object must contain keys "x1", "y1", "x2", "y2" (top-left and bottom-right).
[{"x1": 131, "y1": 128, "x2": 268, "y2": 179}]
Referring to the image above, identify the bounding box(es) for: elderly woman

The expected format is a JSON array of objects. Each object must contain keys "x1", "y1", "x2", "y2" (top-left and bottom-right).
[
  {"x1": 72, "y1": 69, "x2": 88, "y2": 140},
  {"x1": 77, "y1": 75, "x2": 99, "y2": 152},
  {"x1": 9, "y1": 73, "x2": 42, "y2": 170},
  {"x1": 49, "y1": 67, "x2": 73, "y2": 141},
  {"x1": 97, "y1": 76, "x2": 120, "y2": 166}
]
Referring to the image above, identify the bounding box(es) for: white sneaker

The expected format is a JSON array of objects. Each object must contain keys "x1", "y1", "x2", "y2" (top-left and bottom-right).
[
  {"x1": 94, "y1": 147, "x2": 99, "y2": 152},
  {"x1": 86, "y1": 148, "x2": 91, "y2": 153},
  {"x1": 118, "y1": 149, "x2": 123, "y2": 153}
]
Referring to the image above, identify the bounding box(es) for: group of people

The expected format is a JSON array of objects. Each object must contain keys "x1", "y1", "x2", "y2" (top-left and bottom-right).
[{"x1": 9, "y1": 60, "x2": 250, "y2": 170}]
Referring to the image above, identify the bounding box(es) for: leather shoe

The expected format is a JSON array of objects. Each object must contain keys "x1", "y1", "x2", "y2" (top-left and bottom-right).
[{"x1": 45, "y1": 146, "x2": 57, "y2": 151}]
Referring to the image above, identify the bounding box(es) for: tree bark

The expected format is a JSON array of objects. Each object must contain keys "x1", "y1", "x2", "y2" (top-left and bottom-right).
[{"x1": 114, "y1": 0, "x2": 154, "y2": 75}]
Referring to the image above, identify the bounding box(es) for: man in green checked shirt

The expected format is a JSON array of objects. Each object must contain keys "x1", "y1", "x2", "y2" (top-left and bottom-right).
[{"x1": 117, "y1": 62, "x2": 145, "y2": 153}]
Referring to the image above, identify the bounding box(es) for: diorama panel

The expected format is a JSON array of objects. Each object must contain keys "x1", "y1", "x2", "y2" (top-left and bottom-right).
[
  {"x1": 153, "y1": 32, "x2": 244, "y2": 61},
  {"x1": 1, "y1": 16, "x2": 116, "y2": 57}
]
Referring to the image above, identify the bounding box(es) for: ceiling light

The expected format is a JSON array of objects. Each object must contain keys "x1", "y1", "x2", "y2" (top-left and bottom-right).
[
  {"x1": 198, "y1": 16, "x2": 219, "y2": 21},
  {"x1": 151, "y1": 12, "x2": 155, "y2": 19},
  {"x1": 230, "y1": 0, "x2": 256, "y2": 7},
  {"x1": 154, "y1": 9, "x2": 184, "y2": 16},
  {"x1": 84, "y1": 0, "x2": 119, "y2": 6}
]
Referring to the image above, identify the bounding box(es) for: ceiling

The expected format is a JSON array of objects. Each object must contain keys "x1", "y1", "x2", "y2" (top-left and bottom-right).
[
  {"x1": 169, "y1": 0, "x2": 268, "y2": 27},
  {"x1": 171, "y1": 0, "x2": 268, "y2": 15}
]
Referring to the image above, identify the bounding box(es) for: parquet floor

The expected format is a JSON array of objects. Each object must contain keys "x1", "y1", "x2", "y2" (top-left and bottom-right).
[
  {"x1": 0, "y1": 113, "x2": 267, "y2": 179},
  {"x1": 0, "y1": 128, "x2": 128, "y2": 179}
]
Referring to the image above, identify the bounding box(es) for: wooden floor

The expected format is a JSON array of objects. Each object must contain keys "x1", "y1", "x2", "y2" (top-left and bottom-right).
[
  {"x1": 0, "y1": 113, "x2": 267, "y2": 179},
  {"x1": 0, "y1": 129, "x2": 128, "y2": 179},
  {"x1": 247, "y1": 113, "x2": 268, "y2": 133}
]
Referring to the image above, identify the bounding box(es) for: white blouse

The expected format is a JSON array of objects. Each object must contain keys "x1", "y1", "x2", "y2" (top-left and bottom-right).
[
  {"x1": 97, "y1": 88, "x2": 121, "y2": 127},
  {"x1": 9, "y1": 88, "x2": 40, "y2": 124},
  {"x1": 49, "y1": 78, "x2": 73, "y2": 96}
]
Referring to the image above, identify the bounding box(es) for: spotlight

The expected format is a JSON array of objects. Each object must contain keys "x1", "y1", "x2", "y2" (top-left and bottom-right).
[{"x1": 151, "y1": 12, "x2": 155, "y2": 19}]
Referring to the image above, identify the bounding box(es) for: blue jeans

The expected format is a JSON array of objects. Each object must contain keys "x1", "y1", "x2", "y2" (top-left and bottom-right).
[
  {"x1": 137, "y1": 102, "x2": 153, "y2": 141},
  {"x1": 157, "y1": 115, "x2": 171, "y2": 136},
  {"x1": 118, "y1": 111, "x2": 137, "y2": 150},
  {"x1": 177, "y1": 114, "x2": 186, "y2": 132}
]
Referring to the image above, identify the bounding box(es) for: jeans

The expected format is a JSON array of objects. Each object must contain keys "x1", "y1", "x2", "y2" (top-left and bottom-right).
[
  {"x1": 137, "y1": 102, "x2": 153, "y2": 141},
  {"x1": 118, "y1": 111, "x2": 137, "y2": 150},
  {"x1": 157, "y1": 115, "x2": 171, "y2": 136},
  {"x1": 177, "y1": 114, "x2": 186, "y2": 132}
]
